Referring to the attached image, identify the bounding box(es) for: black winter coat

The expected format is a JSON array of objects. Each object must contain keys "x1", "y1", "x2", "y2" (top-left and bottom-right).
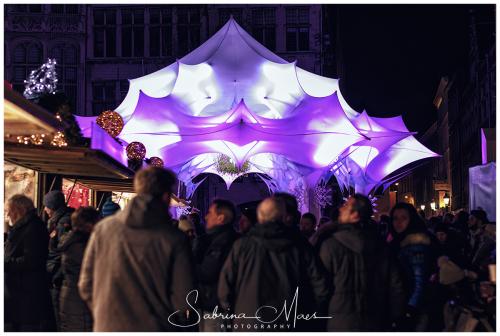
[
  {"x1": 218, "y1": 221, "x2": 330, "y2": 331},
  {"x1": 192, "y1": 224, "x2": 239, "y2": 311},
  {"x1": 58, "y1": 230, "x2": 93, "y2": 331},
  {"x1": 4, "y1": 209, "x2": 51, "y2": 325},
  {"x1": 319, "y1": 223, "x2": 406, "y2": 331},
  {"x1": 47, "y1": 206, "x2": 74, "y2": 287}
]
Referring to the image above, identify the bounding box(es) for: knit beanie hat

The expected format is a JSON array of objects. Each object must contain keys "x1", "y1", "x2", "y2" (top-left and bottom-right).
[
  {"x1": 178, "y1": 218, "x2": 194, "y2": 233},
  {"x1": 101, "y1": 197, "x2": 121, "y2": 217},
  {"x1": 43, "y1": 190, "x2": 66, "y2": 211}
]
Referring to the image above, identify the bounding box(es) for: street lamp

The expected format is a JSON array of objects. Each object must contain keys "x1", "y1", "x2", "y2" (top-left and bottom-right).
[
  {"x1": 443, "y1": 193, "x2": 450, "y2": 206},
  {"x1": 420, "y1": 204, "x2": 426, "y2": 211}
]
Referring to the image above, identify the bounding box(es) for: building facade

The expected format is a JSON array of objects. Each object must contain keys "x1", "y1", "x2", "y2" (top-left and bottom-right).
[{"x1": 5, "y1": 4, "x2": 333, "y2": 117}]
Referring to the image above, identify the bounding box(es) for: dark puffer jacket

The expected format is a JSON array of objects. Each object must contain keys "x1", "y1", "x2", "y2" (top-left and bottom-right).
[
  {"x1": 319, "y1": 223, "x2": 406, "y2": 331},
  {"x1": 192, "y1": 224, "x2": 239, "y2": 311},
  {"x1": 389, "y1": 231, "x2": 434, "y2": 310},
  {"x1": 218, "y1": 221, "x2": 330, "y2": 331},
  {"x1": 58, "y1": 230, "x2": 93, "y2": 331},
  {"x1": 5, "y1": 209, "x2": 51, "y2": 327}
]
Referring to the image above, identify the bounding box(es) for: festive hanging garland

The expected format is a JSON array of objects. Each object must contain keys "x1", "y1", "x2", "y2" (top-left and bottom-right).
[{"x1": 214, "y1": 154, "x2": 250, "y2": 176}]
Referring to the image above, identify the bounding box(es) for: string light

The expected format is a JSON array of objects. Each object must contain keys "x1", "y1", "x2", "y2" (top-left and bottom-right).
[
  {"x1": 23, "y1": 58, "x2": 58, "y2": 100},
  {"x1": 16, "y1": 133, "x2": 45, "y2": 145},
  {"x1": 50, "y1": 131, "x2": 68, "y2": 147},
  {"x1": 96, "y1": 110, "x2": 124, "y2": 138}
]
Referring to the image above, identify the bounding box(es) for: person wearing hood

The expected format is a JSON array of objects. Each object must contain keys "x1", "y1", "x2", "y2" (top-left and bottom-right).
[
  {"x1": 193, "y1": 199, "x2": 239, "y2": 332},
  {"x1": 43, "y1": 189, "x2": 74, "y2": 331},
  {"x1": 218, "y1": 197, "x2": 330, "y2": 331},
  {"x1": 319, "y1": 194, "x2": 406, "y2": 331},
  {"x1": 78, "y1": 167, "x2": 196, "y2": 331},
  {"x1": 59, "y1": 206, "x2": 100, "y2": 331},
  {"x1": 388, "y1": 202, "x2": 436, "y2": 331},
  {"x1": 100, "y1": 197, "x2": 120, "y2": 218}
]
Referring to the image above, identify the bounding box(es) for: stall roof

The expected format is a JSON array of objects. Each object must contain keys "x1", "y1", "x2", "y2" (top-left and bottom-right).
[
  {"x1": 5, "y1": 142, "x2": 135, "y2": 181},
  {"x1": 4, "y1": 87, "x2": 63, "y2": 135}
]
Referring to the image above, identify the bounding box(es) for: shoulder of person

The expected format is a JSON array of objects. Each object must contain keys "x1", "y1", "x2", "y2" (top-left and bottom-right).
[{"x1": 401, "y1": 232, "x2": 431, "y2": 247}]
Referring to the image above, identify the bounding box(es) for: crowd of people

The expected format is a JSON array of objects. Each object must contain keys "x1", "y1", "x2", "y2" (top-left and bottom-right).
[{"x1": 4, "y1": 166, "x2": 496, "y2": 332}]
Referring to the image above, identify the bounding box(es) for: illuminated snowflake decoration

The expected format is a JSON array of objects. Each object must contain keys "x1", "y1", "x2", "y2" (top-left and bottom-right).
[{"x1": 314, "y1": 180, "x2": 332, "y2": 209}]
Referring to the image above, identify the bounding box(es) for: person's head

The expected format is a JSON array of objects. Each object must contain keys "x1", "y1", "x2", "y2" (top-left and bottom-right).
[
  {"x1": 434, "y1": 223, "x2": 449, "y2": 243},
  {"x1": 43, "y1": 190, "x2": 66, "y2": 218},
  {"x1": 134, "y1": 166, "x2": 177, "y2": 205},
  {"x1": 205, "y1": 199, "x2": 236, "y2": 230},
  {"x1": 71, "y1": 206, "x2": 100, "y2": 233},
  {"x1": 469, "y1": 209, "x2": 488, "y2": 228},
  {"x1": 390, "y1": 202, "x2": 426, "y2": 235},
  {"x1": 101, "y1": 197, "x2": 120, "y2": 217},
  {"x1": 319, "y1": 216, "x2": 330, "y2": 227},
  {"x1": 178, "y1": 217, "x2": 195, "y2": 238},
  {"x1": 273, "y1": 192, "x2": 300, "y2": 227},
  {"x1": 300, "y1": 212, "x2": 317, "y2": 235},
  {"x1": 454, "y1": 210, "x2": 469, "y2": 225},
  {"x1": 257, "y1": 197, "x2": 286, "y2": 224},
  {"x1": 7, "y1": 194, "x2": 35, "y2": 225},
  {"x1": 239, "y1": 207, "x2": 257, "y2": 234},
  {"x1": 188, "y1": 212, "x2": 201, "y2": 227},
  {"x1": 338, "y1": 194, "x2": 373, "y2": 225},
  {"x1": 418, "y1": 209, "x2": 426, "y2": 220},
  {"x1": 443, "y1": 213, "x2": 454, "y2": 225}
]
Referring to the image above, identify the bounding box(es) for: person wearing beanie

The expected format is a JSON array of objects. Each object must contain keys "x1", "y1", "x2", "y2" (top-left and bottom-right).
[
  {"x1": 434, "y1": 222, "x2": 467, "y2": 269},
  {"x1": 101, "y1": 197, "x2": 121, "y2": 218},
  {"x1": 238, "y1": 206, "x2": 257, "y2": 235},
  {"x1": 43, "y1": 190, "x2": 74, "y2": 331}
]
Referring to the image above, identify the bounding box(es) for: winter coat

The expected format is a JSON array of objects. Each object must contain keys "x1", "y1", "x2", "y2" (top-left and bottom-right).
[
  {"x1": 78, "y1": 194, "x2": 196, "y2": 332},
  {"x1": 319, "y1": 223, "x2": 406, "y2": 331},
  {"x1": 46, "y1": 206, "x2": 74, "y2": 287},
  {"x1": 192, "y1": 224, "x2": 239, "y2": 311},
  {"x1": 389, "y1": 231, "x2": 434, "y2": 310},
  {"x1": 58, "y1": 230, "x2": 92, "y2": 331},
  {"x1": 4, "y1": 209, "x2": 51, "y2": 325},
  {"x1": 218, "y1": 221, "x2": 330, "y2": 331}
]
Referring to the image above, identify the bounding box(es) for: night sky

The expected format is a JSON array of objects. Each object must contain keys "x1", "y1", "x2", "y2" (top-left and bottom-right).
[{"x1": 336, "y1": 4, "x2": 495, "y2": 134}]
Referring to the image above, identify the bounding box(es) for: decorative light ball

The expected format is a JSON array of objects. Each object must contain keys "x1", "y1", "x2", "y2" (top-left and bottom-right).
[
  {"x1": 149, "y1": 156, "x2": 164, "y2": 167},
  {"x1": 96, "y1": 110, "x2": 124, "y2": 138},
  {"x1": 126, "y1": 141, "x2": 146, "y2": 161}
]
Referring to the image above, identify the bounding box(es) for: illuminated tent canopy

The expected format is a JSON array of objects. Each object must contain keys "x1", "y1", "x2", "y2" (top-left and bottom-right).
[{"x1": 77, "y1": 18, "x2": 438, "y2": 211}]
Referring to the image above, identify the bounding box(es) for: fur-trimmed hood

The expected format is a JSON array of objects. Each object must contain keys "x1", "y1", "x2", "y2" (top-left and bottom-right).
[{"x1": 400, "y1": 232, "x2": 431, "y2": 247}]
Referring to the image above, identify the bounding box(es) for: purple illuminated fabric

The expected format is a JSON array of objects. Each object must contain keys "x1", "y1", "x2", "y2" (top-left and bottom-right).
[{"x1": 76, "y1": 18, "x2": 438, "y2": 199}]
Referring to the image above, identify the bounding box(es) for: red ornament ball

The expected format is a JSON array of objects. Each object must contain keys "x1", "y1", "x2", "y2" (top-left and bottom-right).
[
  {"x1": 96, "y1": 110, "x2": 124, "y2": 138},
  {"x1": 149, "y1": 156, "x2": 164, "y2": 167},
  {"x1": 126, "y1": 141, "x2": 146, "y2": 161}
]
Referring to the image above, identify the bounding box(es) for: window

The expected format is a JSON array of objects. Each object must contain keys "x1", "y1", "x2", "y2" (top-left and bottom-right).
[
  {"x1": 149, "y1": 8, "x2": 172, "y2": 57},
  {"x1": 218, "y1": 8, "x2": 243, "y2": 27},
  {"x1": 50, "y1": 4, "x2": 78, "y2": 14},
  {"x1": 120, "y1": 79, "x2": 129, "y2": 100},
  {"x1": 92, "y1": 81, "x2": 116, "y2": 115},
  {"x1": 10, "y1": 4, "x2": 42, "y2": 13},
  {"x1": 177, "y1": 7, "x2": 200, "y2": 55},
  {"x1": 121, "y1": 9, "x2": 144, "y2": 57},
  {"x1": 49, "y1": 44, "x2": 78, "y2": 111},
  {"x1": 93, "y1": 9, "x2": 116, "y2": 57},
  {"x1": 12, "y1": 42, "x2": 43, "y2": 93},
  {"x1": 285, "y1": 7, "x2": 309, "y2": 51},
  {"x1": 252, "y1": 8, "x2": 276, "y2": 50}
]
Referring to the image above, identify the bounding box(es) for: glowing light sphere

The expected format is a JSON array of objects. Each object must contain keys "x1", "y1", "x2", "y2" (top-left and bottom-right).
[
  {"x1": 126, "y1": 141, "x2": 146, "y2": 161},
  {"x1": 149, "y1": 156, "x2": 164, "y2": 167},
  {"x1": 96, "y1": 110, "x2": 124, "y2": 138}
]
